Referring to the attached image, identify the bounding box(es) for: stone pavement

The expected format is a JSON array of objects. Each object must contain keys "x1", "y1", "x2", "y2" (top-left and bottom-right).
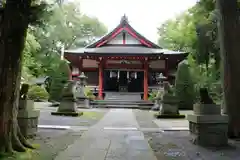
[{"x1": 54, "y1": 109, "x2": 157, "y2": 160}]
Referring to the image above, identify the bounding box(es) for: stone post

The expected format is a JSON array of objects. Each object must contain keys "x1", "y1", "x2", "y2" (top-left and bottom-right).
[
  {"x1": 18, "y1": 84, "x2": 40, "y2": 138},
  {"x1": 187, "y1": 88, "x2": 228, "y2": 147}
]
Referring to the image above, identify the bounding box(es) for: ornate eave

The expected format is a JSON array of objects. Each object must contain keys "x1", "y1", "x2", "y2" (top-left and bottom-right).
[{"x1": 64, "y1": 15, "x2": 188, "y2": 59}]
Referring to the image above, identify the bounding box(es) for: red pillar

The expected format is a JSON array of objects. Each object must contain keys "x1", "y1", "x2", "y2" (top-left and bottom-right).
[
  {"x1": 165, "y1": 58, "x2": 168, "y2": 80},
  {"x1": 143, "y1": 60, "x2": 149, "y2": 101},
  {"x1": 98, "y1": 60, "x2": 103, "y2": 99},
  {"x1": 67, "y1": 64, "x2": 72, "y2": 80}
]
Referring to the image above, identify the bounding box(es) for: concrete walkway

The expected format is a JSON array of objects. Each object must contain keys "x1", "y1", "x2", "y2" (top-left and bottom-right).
[{"x1": 54, "y1": 109, "x2": 157, "y2": 160}]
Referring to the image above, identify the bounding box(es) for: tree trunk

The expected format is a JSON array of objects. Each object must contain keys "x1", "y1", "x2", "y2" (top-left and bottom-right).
[
  {"x1": 0, "y1": 0, "x2": 33, "y2": 153},
  {"x1": 217, "y1": 0, "x2": 240, "y2": 138}
]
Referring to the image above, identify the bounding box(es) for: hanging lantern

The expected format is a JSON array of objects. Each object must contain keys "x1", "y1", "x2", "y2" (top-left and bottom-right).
[
  {"x1": 110, "y1": 71, "x2": 113, "y2": 78},
  {"x1": 72, "y1": 67, "x2": 79, "y2": 75}
]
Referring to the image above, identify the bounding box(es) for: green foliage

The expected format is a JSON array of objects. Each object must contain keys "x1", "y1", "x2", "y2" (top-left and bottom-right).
[
  {"x1": 158, "y1": 0, "x2": 219, "y2": 67},
  {"x1": 28, "y1": 85, "x2": 49, "y2": 101},
  {"x1": 148, "y1": 90, "x2": 165, "y2": 101},
  {"x1": 148, "y1": 91, "x2": 158, "y2": 101},
  {"x1": 21, "y1": 1, "x2": 107, "y2": 85},
  {"x1": 23, "y1": 31, "x2": 42, "y2": 77},
  {"x1": 187, "y1": 55, "x2": 222, "y2": 103},
  {"x1": 175, "y1": 60, "x2": 194, "y2": 109},
  {"x1": 166, "y1": 85, "x2": 175, "y2": 96},
  {"x1": 157, "y1": 0, "x2": 225, "y2": 105},
  {"x1": 48, "y1": 60, "x2": 69, "y2": 101}
]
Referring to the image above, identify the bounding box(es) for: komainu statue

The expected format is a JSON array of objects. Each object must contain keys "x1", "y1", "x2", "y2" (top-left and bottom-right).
[
  {"x1": 199, "y1": 88, "x2": 215, "y2": 104},
  {"x1": 20, "y1": 83, "x2": 29, "y2": 100}
]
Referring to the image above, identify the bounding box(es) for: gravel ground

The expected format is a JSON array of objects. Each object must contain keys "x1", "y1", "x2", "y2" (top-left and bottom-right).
[
  {"x1": 133, "y1": 109, "x2": 159, "y2": 128},
  {"x1": 29, "y1": 129, "x2": 85, "y2": 160},
  {"x1": 133, "y1": 109, "x2": 240, "y2": 160},
  {"x1": 2, "y1": 105, "x2": 109, "y2": 160},
  {"x1": 29, "y1": 108, "x2": 109, "y2": 159}
]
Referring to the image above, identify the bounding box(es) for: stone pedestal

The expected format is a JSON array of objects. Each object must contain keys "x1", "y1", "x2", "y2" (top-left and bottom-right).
[
  {"x1": 159, "y1": 94, "x2": 179, "y2": 115},
  {"x1": 187, "y1": 104, "x2": 228, "y2": 147},
  {"x1": 75, "y1": 83, "x2": 85, "y2": 100},
  {"x1": 57, "y1": 81, "x2": 77, "y2": 113},
  {"x1": 151, "y1": 99, "x2": 160, "y2": 111},
  {"x1": 58, "y1": 101, "x2": 77, "y2": 112},
  {"x1": 18, "y1": 100, "x2": 40, "y2": 138},
  {"x1": 76, "y1": 98, "x2": 91, "y2": 108}
]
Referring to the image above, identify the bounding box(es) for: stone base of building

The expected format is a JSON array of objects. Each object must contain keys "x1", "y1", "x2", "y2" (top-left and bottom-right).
[{"x1": 187, "y1": 114, "x2": 228, "y2": 147}]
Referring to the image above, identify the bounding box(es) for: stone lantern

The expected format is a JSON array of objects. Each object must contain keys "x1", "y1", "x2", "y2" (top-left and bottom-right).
[
  {"x1": 156, "y1": 73, "x2": 167, "y2": 88},
  {"x1": 75, "y1": 72, "x2": 88, "y2": 99},
  {"x1": 78, "y1": 72, "x2": 88, "y2": 85},
  {"x1": 151, "y1": 73, "x2": 167, "y2": 111},
  {"x1": 75, "y1": 72, "x2": 90, "y2": 108}
]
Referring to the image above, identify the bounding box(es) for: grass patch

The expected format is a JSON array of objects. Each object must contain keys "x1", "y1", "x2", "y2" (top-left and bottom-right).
[
  {"x1": 81, "y1": 111, "x2": 105, "y2": 120},
  {"x1": 51, "y1": 112, "x2": 83, "y2": 117},
  {"x1": 0, "y1": 149, "x2": 38, "y2": 160},
  {"x1": 154, "y1": 113, "x2": 186, "y2": 119}
]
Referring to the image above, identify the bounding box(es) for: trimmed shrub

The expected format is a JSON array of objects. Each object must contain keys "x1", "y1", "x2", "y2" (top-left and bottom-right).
[
  {"x1": 84, "y1": 87, "x2": 96, "y2": 100},
  {"x1": 148, "y1": 90, "x2": 163, "y2": 101},
  {"x1": 49, "y1": 61, "x2": 70, "y2": 101},
  {"x1": 175, "y1": 60, "x2": 194, "y2": 110},
  {"x1": 28, "y1": 85, "x2": 49, "y2": 101}
]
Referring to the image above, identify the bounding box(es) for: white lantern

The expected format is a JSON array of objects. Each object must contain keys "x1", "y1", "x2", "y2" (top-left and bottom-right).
[
  {"x1": 117, "y1": 71, "x2": 120, "y2": 79},
  {"x1": 72, "y1": 67, "x2": 79, "y2": 75},
  {"x1": 110, "y1": 71, "x2": 113, "y2": 78}
]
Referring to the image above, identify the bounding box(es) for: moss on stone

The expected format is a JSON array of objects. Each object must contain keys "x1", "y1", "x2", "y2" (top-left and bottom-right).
[
  {"x1": 175, "y1": 60, "x2": 194, "y2": 110},
  {"x1": 51, "y1": 112, "x2": 83, "y2": 117},
  {"x1": 154, "y1": 113, "x2": 186, "y2": 119}
]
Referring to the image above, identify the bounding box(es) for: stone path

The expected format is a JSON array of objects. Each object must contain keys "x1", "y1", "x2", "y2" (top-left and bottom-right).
[{"x1": 54, "y1": 109, "x2": 157, "y2": 160}]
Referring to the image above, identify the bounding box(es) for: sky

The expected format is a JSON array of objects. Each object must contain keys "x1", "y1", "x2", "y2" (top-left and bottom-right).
[{"x1": 79, "y1": 0, "x2": 197, "y2": 43}]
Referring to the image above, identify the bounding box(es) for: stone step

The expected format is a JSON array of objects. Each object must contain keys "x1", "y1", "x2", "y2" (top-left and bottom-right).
[
  {"x1": 105, "y1": 92, "x2": 142, "y2": 101},
  {"x1": 92, "y1": 104, "x2": 152, "y2": 109},
  {"x1": 93, "y1": 100, "x2": 153, "y2": 103},
  {"x1": 92, "y1": 101, "x2": 154, "y2": 106}
]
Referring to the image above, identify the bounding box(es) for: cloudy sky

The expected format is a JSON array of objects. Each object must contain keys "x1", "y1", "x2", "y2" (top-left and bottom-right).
[{"x1": 79, "y1": 0, "x2": 197, "y2": 43}]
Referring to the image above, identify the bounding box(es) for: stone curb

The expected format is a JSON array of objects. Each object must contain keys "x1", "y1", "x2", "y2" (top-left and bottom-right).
[
  {"x1": 38, "y1": 125, "x2": 89, "y2": 131},
  {"x1": 38, "y1": 125, "x2": 189, "y2": 132}
]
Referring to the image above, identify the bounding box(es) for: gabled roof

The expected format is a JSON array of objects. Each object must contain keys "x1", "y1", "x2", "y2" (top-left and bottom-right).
[
  {"x1": 65, "y1": 47, "x2": 186, "y2": 55},
  {"x1": 86, "y1": 15, "x2": 161, "y2": 49}
]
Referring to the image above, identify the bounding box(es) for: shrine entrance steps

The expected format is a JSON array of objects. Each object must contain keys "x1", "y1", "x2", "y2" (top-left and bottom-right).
[{"x1": 92, "y1": 92, "x2": 154, "y2": 109}]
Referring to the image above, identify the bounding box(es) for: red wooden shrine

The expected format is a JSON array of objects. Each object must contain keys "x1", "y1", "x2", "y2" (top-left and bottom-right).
[{"x1": 63, "y1": 15, "x2": 188, "y2": 100}]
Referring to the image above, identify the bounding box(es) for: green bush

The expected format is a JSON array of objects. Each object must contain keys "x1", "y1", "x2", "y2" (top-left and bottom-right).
[
  {"x1": 28, "y1": 85, "x2": 49, "y2": 101},
  {"x1": 148, "y1": 90, "x2": 163, "y2": 101},
  {"x1": 49, "y1": 61, "x2": 70, "y2": 101},
  {"x1": 84, "y1": 87, "x2": 95, "y2": 100},
  {"x1": 175, "y1": 60, "x2": 194, "y2": 109},
  {"x1": 187, "y1": 55, "x2": 222, "y2": 104}
]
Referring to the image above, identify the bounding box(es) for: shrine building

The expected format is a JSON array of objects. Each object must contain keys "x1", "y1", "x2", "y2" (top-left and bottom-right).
[{"x1": 63, "y1": 15, "x2": 188, "y2": 100}]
